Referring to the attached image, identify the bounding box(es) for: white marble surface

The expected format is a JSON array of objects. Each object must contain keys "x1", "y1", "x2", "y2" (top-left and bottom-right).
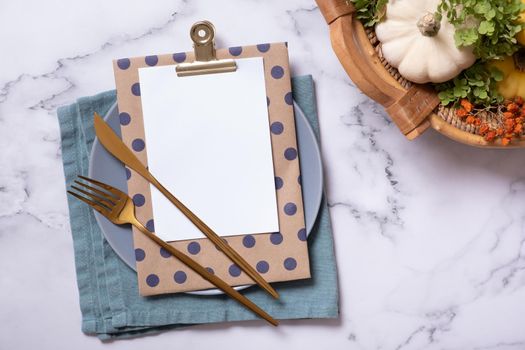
[{"x1": 1, "y1": 1, "x2": 525, "y2": 349}]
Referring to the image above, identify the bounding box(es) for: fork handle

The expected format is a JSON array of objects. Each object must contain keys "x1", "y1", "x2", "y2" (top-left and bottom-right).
[{"x1": 132, "y1": 220, "x2": 279, "y2": 327}]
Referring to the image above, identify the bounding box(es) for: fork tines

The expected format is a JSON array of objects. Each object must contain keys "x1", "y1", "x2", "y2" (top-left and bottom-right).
[{"x1": 67, "y1": 176, "x2": 122, "y2": 214}]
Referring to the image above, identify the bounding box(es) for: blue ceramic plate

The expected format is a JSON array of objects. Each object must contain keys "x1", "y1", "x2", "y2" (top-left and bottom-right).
[{"x1": 89, "y1": 101, "x2": 323, "y2": 294}]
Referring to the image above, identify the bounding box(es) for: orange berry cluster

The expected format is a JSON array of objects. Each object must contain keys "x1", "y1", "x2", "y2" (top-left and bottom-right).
[
  {"x1": 455, "y1": 99, "x2": 481, "y2": 126},
  {"x1": 455, "y1": 97, "x2": 525, "y2": 146}
]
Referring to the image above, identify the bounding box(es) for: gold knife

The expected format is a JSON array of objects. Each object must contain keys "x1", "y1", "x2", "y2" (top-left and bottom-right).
[{"x1": 93, "y1": 112, "x2": 279, "y2": 299}]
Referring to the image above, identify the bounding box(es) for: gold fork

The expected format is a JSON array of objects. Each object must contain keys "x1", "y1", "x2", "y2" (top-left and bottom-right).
[{"x1": 68, "y1": 175, "x2": 278, "y2": 326}]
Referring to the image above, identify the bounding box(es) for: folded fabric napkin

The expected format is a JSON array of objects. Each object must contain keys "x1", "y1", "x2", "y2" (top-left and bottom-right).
[{"x1": 58, "y1": 75, "x2": 339, "y2": 340}]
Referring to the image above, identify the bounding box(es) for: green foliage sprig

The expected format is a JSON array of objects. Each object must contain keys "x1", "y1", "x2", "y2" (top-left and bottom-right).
[
  {"x1": 436, "y1": 0, "x2": 525, "y2": 61},
  {"x1": 352, "y1": 0, "x2": 388, "y2": 27},
  {"x1": 434, "y1": 61, "x2": 504, "y2": 106}
]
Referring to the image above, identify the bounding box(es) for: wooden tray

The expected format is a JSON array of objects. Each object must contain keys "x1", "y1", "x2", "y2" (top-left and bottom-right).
[{"x1": 316, "y1": 0, "x2": 525, "y2": 148}]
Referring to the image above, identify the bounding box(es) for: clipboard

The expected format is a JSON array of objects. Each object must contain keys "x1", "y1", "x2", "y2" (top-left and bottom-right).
[{"x1": 113, "y1": 21, "x2": 310, "y2": 295}]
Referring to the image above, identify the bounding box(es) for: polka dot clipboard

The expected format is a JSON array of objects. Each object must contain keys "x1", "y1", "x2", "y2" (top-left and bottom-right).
[{"x1": 112, "y1": 23, "x2": 310, "y2": 296}]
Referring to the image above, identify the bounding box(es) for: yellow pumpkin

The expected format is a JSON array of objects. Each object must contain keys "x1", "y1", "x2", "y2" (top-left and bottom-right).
[
  {"x1": 491, "y1": 49, "x2": 525, "y2": 99},
  {"x1": 517, "y1": 0, "x2": 525, "y2": 45}
]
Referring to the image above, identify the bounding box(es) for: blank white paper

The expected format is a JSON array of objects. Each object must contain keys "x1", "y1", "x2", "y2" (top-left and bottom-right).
[{"x1": 138, "y1": 58, "x2": 279, "y2": 241}]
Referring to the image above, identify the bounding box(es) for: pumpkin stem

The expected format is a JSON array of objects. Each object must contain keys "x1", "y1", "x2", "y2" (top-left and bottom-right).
[
  {"x1": 513, "y1": 48, "x2": 525, "y2": 73},
  {"x1": 417, "y1": 12, "x2": 441, "y2": 37}
]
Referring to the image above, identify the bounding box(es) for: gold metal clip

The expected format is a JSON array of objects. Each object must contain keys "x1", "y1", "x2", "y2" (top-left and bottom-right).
[{"x1": 176, "y1": 21, "x2": 237, "y2": 77}]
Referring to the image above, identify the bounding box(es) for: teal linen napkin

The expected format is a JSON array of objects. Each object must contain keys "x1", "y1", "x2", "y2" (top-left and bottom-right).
[{"x1": 58, "y1": 75, "x2": 339, "y2": 340}]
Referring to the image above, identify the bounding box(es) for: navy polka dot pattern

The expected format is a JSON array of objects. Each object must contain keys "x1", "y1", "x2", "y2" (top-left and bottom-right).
[
  {"x1": 284, "y1": 257, "x2": 297, "y2": 271},
  {"x1": 271, "y1": 65, "x2": 284, "y2": 79},
  {"x1": 125, "y1": 168, "x2": 131, "y2": 180},
  {"x1": 270, "y1": 232, "x2": 283, "y2": 245},
  {"x1": 131, "y1": 82, "x2": 141, "y2": 96},
  {"x1": 135, "y1": 248, "x2": 145, "y2": 262},
  {"x1": 145, "y1": 55, "x2": 159, "y2": 66},
  {"x1": 298, "y1": 174, "x2": 302, "y2": 185},
  {"x1": 229, "y1": 264, "x2": 241, "y2": 277},
  {"x1": 117, "y1": 58, "x2": 130, "y2": 70},
  {"x1": 257, "y1": 43, "x2": 271, "y2": 53},
  {"x1": 132, "y1": 138, "x2": 145, "y2": 152},
  {"x1": 228, "y1": 46, "x2": 243, "y2": 56},
  {"x1": 298, "y1": 228, "x2": 307, "y2": 241},
  {"x1": 274, "y1": 176, "x2": 283, "y2": 190},
  {"x1": 173, "y1": 52, "x2": 186, "y2": 63},
  {"x1": 266, "y1": 96, "x2": 270, "y2": 106},
  {"x1": 132, "y1": 194, "x2": 145, "y2": 207},
  {"x1": 270, "y1": 121, "x2": 284, "y2": 135},
  {"x1": 160, "y1": 247, "x2": 171, "y2": 258},
  {"x1": 146, "y1": 274, "x2": 159, "y2": 287},
  {"x1": 284, "y1": 202, "x2": 297, "y2": 216},
  {"x1": 284, "y1": 147, "x2": 297, "y2": 160},
  {"x1": 119, "y1": 112, "x2": 131, "y2": 126},
  {"x1": 242, "y1": 235, "x2": 256, "y2": 248},
  {"x1": 146, "y1": 219, "x2": 155, "y2": 232},
  {"x1": 174, "y1": 271, "x2": 187, "y2": 284},
  {"x1": 256, "y1": 260, "x2": 269, "y2": 273},
  {"x1": 187, "y1": 241, "x2": 201, "y2": 255},
  {"x1": 206, "y1": 267, "x2": 214, "y2": 275},
  {"x1": 284, "y1": 92, "x2": 293, "y2": 105}
]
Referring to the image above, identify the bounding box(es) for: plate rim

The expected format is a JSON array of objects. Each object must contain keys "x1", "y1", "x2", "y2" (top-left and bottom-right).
[{"x1": 293, "y1": 101, "x2": 324, "y2": 235}]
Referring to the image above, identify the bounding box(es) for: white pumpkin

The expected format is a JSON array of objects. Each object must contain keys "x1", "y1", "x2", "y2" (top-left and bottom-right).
[{"x1": 375, "y1": 0, "x2": 476, "y2": 84}]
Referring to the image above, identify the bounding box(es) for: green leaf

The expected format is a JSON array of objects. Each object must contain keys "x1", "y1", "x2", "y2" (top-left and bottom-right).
[
  {"x1": 485, "y1": 8, "x2": 496, "y2": 20},
  {"x1": 478, "y1": 21, "x2": 495, "y2": 35},
  {"x1": 490, "y1": 67, "x2": 504, "y2": 81},
  {"x1": 352, "y1": 0, "x2": 390, "y2": 27}
]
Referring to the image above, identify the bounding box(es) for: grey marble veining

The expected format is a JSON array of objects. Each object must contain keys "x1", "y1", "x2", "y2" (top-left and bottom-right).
[{"x1": 1, "y1": 0, "x2": 525, "y2": 349}]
